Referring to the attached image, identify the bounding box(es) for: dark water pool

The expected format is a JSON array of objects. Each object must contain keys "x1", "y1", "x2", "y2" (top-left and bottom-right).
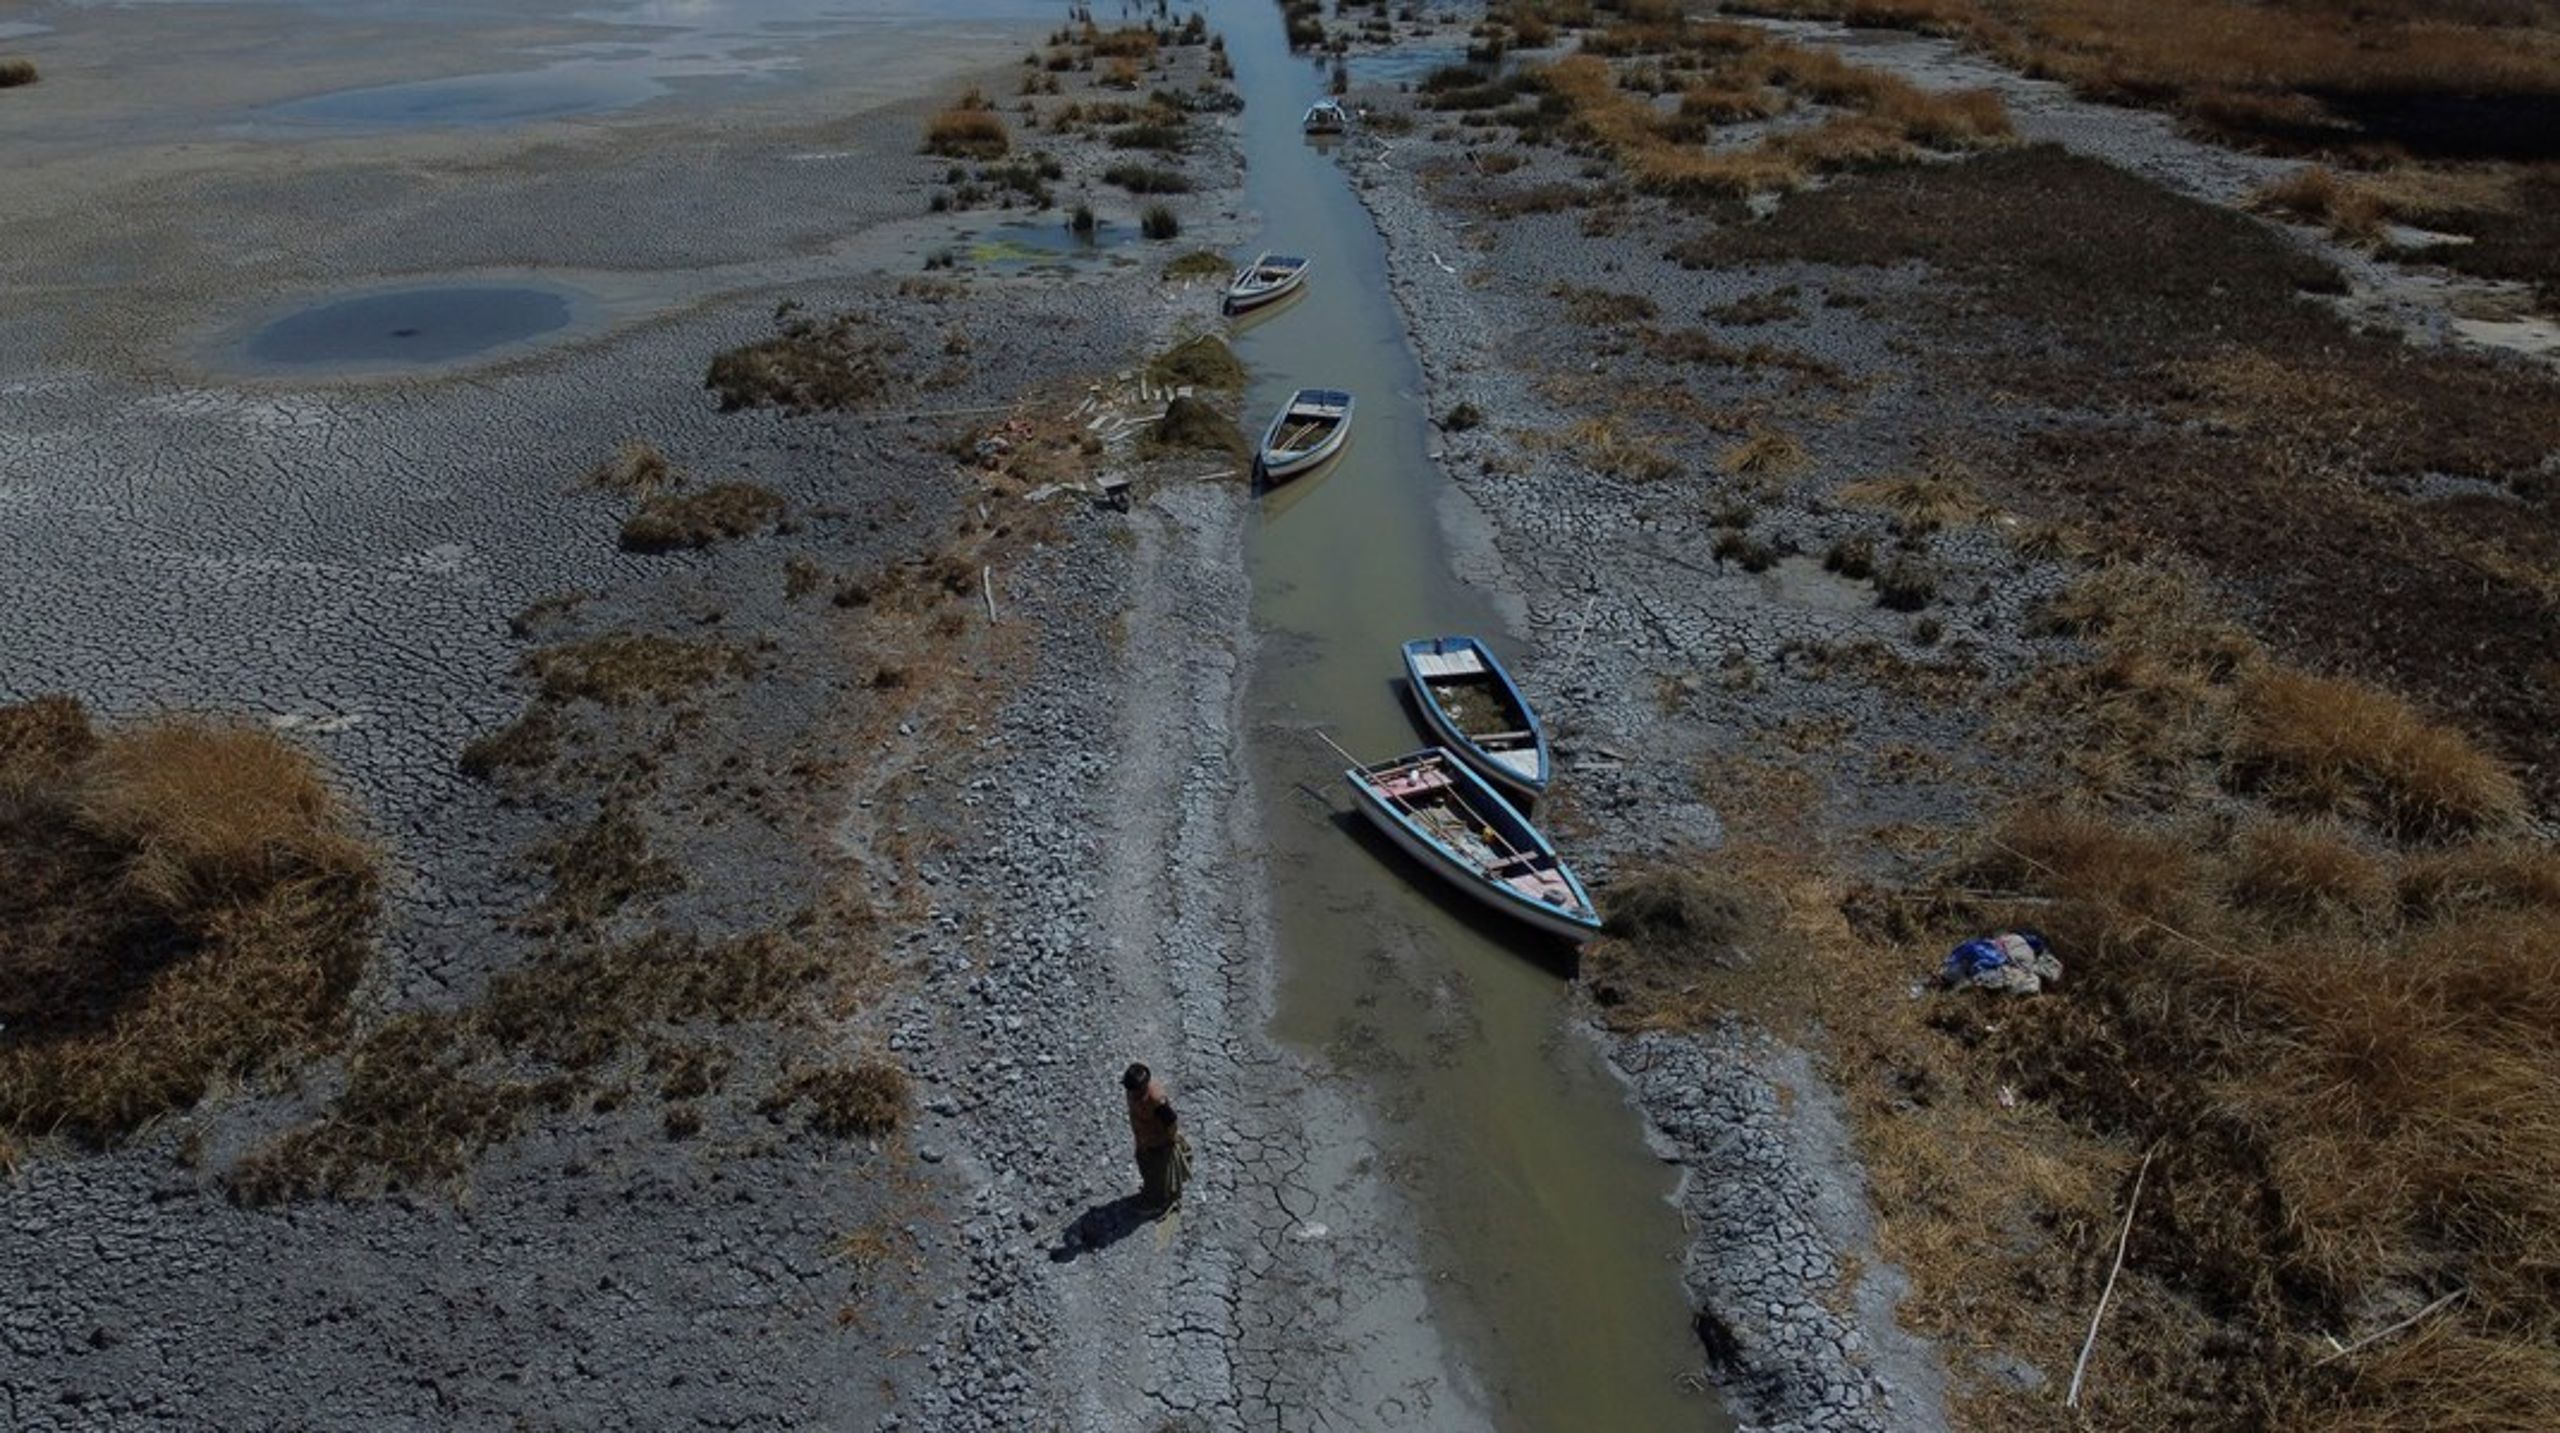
[
  {"x1": 266, "y1": 69, "x2": 662, "y2": 128},
  {"x1": 243, "y1": 285, "x2": 577, "y2": 368}
]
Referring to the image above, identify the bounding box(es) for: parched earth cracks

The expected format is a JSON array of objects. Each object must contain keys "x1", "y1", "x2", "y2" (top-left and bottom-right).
[{"x1": 896, "y1": 477, "x2": 1476, "y2": 1432}]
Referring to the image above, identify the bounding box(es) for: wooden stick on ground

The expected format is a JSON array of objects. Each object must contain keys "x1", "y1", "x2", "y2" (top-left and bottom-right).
[
  {"x1": 981, "y1": 565, "x2": 998, "y2": 624},
  {"x1": 2316, "y1": 1288, "x2": 2466, "y2": 1365},
  {"x1": 2067, "y1": 1143, "x2": 2158, "y2": 1410}
]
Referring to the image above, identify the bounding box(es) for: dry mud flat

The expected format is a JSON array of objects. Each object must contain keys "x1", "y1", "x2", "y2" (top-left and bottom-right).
[{"x1": 0, "y1": 14, "x2": 1398, "y2": 1429}]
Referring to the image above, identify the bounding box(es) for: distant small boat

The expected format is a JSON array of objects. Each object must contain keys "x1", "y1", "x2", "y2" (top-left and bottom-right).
[
  {"x1": 1402, "y1": 636, "x2": 1552, "y2": 799},
  {"x1": 1344, "y1": 748, "x2": 1601, "y2": 943},
  {"x1": 1225, "y1": 252, "x2": 1310, "y2": 313},
  {"x1": 1303, "y1": 99, "x2": 1349, "y2": 134},
  {"x1": 1256, "y1": 387, "x2": 1354, "y2": 481}
]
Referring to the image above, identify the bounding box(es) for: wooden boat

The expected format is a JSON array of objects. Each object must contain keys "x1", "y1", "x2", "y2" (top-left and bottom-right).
[
  {"x1": 1401, "y1": 636, "x2": 1552, "y2": 799},
  {"x1": 1256, "y1": 387, "x2": 1354, "y2": 481},
  {"x1": 1302, "y1": 99, "x2": 1349, "y2": 134},
  {"x1": 1344, "y1": 748, "x2": 1602, "y2": 943},
  {"x1": 1224, "y1": 252, "x2": 1310, "y2": 313}
]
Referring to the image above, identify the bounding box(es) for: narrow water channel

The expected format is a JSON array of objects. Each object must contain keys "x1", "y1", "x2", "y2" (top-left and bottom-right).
[{"x1": 1218, "y1": 6, "x2": 1718, "y2": 1428}]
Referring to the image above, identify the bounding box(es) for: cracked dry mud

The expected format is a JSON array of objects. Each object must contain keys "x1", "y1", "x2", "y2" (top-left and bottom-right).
[{"x1": 29, "y1": 0, "x2": 2518, "y2": 1427}]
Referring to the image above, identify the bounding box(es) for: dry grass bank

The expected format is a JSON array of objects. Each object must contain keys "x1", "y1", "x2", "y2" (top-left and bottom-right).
[
  {"x1": 1714, "y1": 0, "x2": 2560, "y2": 155},
  {"x1": 1591, "y1": 559, "x2": 2557, "y2": 1426},
  {"x1": 0, "y1": 699, "x2": 377, "y2": 1151},
  {"x1": 1500, "y1": 6, "x2": 2014, "y2": 199},
  {"x1": 1681, "y1": 145, "x2": 2560, "y2": 806}
]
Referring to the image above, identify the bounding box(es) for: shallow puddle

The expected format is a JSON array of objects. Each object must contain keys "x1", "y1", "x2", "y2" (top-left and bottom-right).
[
  {"x1": 266, "y1": 66, "x2": 669, "y2": 128},
  {"x1": 236, "y1": 284, "x2": 581, "y2": 371},
  {"x1": 959, "y1": 219, "x2": 1141, "y2": 271}
]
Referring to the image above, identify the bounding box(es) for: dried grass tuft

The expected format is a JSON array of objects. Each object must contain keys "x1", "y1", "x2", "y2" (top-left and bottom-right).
[
  {"x1": 0, "y1": 701, "x2": 378, "y2": 1145},
  {"x1": 2229, "y1": 667, "x2": 2526, "y2": 842}
]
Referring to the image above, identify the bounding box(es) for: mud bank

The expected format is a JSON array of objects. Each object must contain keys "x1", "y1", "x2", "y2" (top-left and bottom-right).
[
  {"x1": 0, "y1": 8, "x2": 1377, "y2": 1427},
  {"x1": 1337, "y1": 120, "x2": 1963, "y2": 1430}
]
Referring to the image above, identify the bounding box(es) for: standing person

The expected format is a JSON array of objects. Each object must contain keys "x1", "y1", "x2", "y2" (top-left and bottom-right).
[{"x1": 1123, "y1": 1062, "x2": 1190, "y2": 1214}]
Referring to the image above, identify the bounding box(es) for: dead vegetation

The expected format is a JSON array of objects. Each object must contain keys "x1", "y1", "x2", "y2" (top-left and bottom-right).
[
  {"x1": 1685, "y1": 144, "x2": 2560, "y2": 805},
  {"x1": 0, "y1": 698, "x2": 377, "y2": 1146},
  {"x1": 923, "y1": 88, "x2": 1009, "y2": 158},
  {"x1": 621, "y1": 482, "x2": 786, "y2": 552},
  {"x1": 706, "y1": 307, "x2": 904, "y2": 414},
  {"x1": 1721, "y1": 0, "x2": 2560, "y2": 159},
  {"x1": 1597, "y1": 552, "x2": 2556, "y2": 1427},
  {"x1": 586, "y1": 439, "x2": 673, "y2": 495},
  {"x1": 1164, "y1": 249, "x2": 1233, "y2": 281},
  {"x1": 764, "y1": 1059, "x2": 909, "y2": 1137},
  {"x1": 227, "y1": 922, "x2": 866, "y2": 1202},
  {"x1": 1147, "y1": 333, "x2": 1244, "y2": 390},
  {"x1": 1483, "y1": 11, "x2": 2013, "y2": 201},
  {"x1": 2249, "y1": 165, "x2": 2389, "y2": 241},
  {"x1": 1144, "y1": 394, "x2": 1247, "y2": 460},
  {"x1": 0, "y1": 58, "x2": 34, "y2": 88},
  {"x1": 1528, "y1": 414, "x2": 1683, "y2": 483},
  {"x1": 524, "y1": 634, "x2": 753, "y2": 705}
]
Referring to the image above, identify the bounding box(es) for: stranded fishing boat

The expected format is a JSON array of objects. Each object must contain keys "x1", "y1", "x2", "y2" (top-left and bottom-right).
[
  {"x1": 1224, "y1": 252, "x2": 1311, "y2": 313},
  {"x1": 1256, "y1": 387, "x2": 1354, "y2": 481},
  {"x1": 1344, "y1": 748, "x2": 1601, "y2": 943},
  {"x1": 1401, "y1": 636, "x2": 1552, "y2": 800},
  {"x1": 1302, "y1": 99, "x2": 1349, "y2": 134}
]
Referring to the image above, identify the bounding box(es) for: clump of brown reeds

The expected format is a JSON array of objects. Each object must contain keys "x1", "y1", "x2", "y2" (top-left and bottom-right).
[
  {"x1": 923, "y1": 88, "x2": 1010, "y2": 158},
  {"x1": 766, "y1": 1059, "x2": 910, "y2": 1137},
  {"x1": 2229, "y1": 667, "x2": 2525, "y2": 842},
  {"x1": 523, "y1": 634, "x2": 752, "y2": 705},
  {"x1": 619, "y1": 481, "x2": 785, "y2": 552},
  {"x1": 586, "y1": 439, "x2": 673, "y2": 495},
  {"x1": 1975, "y1": 795, "x2": 2560, "y2": 1427},
  {"x1": 1839, "y1": 468, "x2": 1983, "y2": 533},
  {"x1": 2250, "y1": 165, "x2": 2388, "y2": 242},
  {"x1": 0, "y1": 699, "x2": 378, "y2": 1145},
  {"x1": 1530, "y1": 414, "x2": 1682, "y2": 482},
  {"x1": 1719, "y1": 424, "x2": 1806, "y2": 479}
]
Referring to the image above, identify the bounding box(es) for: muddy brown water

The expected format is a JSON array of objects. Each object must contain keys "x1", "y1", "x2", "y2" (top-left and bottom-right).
[{"x1": 1220, "y1": 10, "x2": 1720, "y2": 1429}]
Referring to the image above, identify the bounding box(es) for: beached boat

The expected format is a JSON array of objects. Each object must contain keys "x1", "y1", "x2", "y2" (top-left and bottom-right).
[
  {"x1": 1256, "y1": 387, "x2": 1354, "y2": 481},
  {"x1": 1224, "y1": 252, "x2": 1311, "y2": 313},
  {"x1": 1401, "y1": 636, "x2": 1552, "y2": 799},
  {"x1": 1302, "y1": 99, "x2": 1349, "y2": 134},
  {"x1": 1344, "y1": 748, "x2": 1601, "y2": 942}
]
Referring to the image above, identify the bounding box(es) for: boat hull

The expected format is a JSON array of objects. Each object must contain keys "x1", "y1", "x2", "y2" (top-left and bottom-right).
[
  {"x1": 1401, "y1": 636, "x2": 1552, "y2": 799},
  {"x1": 1257, "y1": 428, "x2": 1347, "y2": 480},
  {"x1": 1345, "y1": 753, "x2": 1601, "y2": 943},
  {"x1": 1256, "y1": 389, "x2": 1355, "y2": 482},
  {"x1": 1224, "y1": 268, "x2": 1307, "y2": 313}
]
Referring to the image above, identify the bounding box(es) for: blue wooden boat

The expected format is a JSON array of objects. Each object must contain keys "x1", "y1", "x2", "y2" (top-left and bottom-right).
[
  {"x1": 1401, "y1": 636, "x2": 1551, "y2": 800},
  {"x1": 1256, "y1": 388, "x2": 1354, "y2": 481},
  {"x1": 1344, "y1": 747, "x2": 1601, "y2": 943}
]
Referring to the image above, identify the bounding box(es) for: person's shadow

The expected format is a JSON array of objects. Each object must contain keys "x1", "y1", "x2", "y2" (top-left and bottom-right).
[{"x1": 1048, "y1": 1194, "x2": 1164, "y2": 1262}]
